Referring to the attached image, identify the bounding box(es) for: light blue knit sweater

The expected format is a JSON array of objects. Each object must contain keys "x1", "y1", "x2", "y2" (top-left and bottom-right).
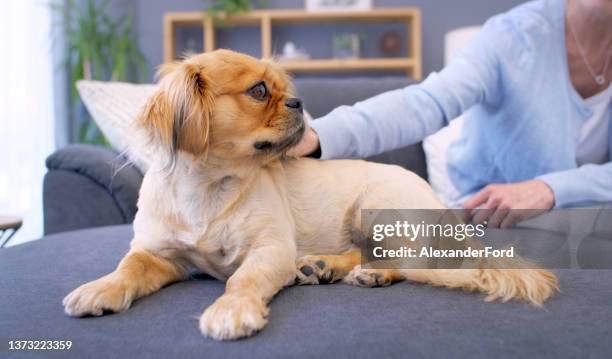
[{"x1": 310, "y1": 0, "x2": 611, "y2": 207}]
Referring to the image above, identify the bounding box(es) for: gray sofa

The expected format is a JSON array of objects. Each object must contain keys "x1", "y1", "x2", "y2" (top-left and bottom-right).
[
  {"x1": 2, "y1": 227, "x2": 611, "y2": 358},
  {"x1": 2, "y1": 77, "x2": 611, "y2": 359}
]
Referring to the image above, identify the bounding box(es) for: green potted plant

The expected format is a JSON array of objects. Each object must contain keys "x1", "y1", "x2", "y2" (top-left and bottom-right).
[
  {"x1": 50, "y1": 0, "x2": 146, "y2": 145},
  {"x1": 207, "y1": 0, "x2": 267, "y2": 24}
]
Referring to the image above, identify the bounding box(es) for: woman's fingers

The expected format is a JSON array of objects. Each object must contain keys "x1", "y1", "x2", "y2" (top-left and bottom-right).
[
  {"x1": 488, "y1": 206, "x2": 510, "y2": 228},
  {"x1": 286, "y1": 127, "x2": 320, "y2": 157},
  {"x1": 465, "y1": 186, "x2": 500, "y2": 225},
  {"x1": 500, "y1": 210, "x2": 523, "y2": 229},
  {"x1": 471, "y1": 207, "x2": 494, "y2": 225},
  {"x1": 463, "y1": 187, "x2": 491, "y2": 209}
]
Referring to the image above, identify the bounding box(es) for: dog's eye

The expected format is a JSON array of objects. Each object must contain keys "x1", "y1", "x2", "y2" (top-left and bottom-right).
[
  {"x1": 248, "y1": 82, "x2": 268, "y2": 101},
  {"x1": 253, "y1": 141, "x2": 273, "y2": 150}
]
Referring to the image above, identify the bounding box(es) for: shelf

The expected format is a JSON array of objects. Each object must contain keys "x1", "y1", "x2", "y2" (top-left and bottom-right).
[
  {"x1": 164, "y1": 8, "x2": 420, "y2": 25},
  {"x1": 164, "y1": 8, "x2": 422, "y2": 79},
  {"x1": 268, "y1": 8, "x2": 419, "y2": 23},
  {"x1": 279, "y1": 58, "x2": 415, "y2": 72}
]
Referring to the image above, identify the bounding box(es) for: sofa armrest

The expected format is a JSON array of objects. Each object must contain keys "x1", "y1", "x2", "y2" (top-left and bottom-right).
[{"x1": 43, "y1": 144, "x2": 143, "y2": 235}]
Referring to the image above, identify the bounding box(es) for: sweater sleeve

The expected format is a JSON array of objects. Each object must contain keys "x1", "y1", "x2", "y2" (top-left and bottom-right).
[
  {"x1": 310, "y1": 16, "x2": 507, "y2": 160},
  {"x1": 537, "y1": 162, "x2": 612, "y2": 207}
]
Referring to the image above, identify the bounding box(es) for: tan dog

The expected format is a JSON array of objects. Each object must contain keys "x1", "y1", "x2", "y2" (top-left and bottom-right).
[{"x1": 63, "y1": 50, "x2": 558, "y2": 341}]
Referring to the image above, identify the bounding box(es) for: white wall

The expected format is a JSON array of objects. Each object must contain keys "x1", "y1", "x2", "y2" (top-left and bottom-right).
[{"x1": 0, "y1": 1, "x2": 57, "y2": 245}]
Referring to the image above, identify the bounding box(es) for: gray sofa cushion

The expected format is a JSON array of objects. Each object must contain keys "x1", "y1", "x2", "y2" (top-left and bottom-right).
[
  {"x1": 1, "y1": 225, "x2": 611, "y2": 358},
  {"x1": 43, "y1": 170, "x2": 128, "y2": 233},
  {"x1": 44, "y1": 144, "x2": 143, "y2": 234}
]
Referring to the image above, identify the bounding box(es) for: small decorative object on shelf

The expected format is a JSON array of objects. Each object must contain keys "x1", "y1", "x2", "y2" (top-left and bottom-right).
[
  {"x1": 306, "y1": 0, "x2": 371, "y2": 12},
  {"x1": 277, "y1": 42, "x2": 311, "y2": 62},
  {"x1": 379, "y1": 30, "x2": 402, "y2": 57},
  {"x1": 184, "y1": 37, "x2": 199, "y2": 57},
  {"x1": 332, "y1": 33, "x2": 361, "y2": 59}
]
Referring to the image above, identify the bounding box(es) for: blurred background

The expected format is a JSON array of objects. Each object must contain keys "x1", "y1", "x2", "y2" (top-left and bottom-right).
[{"x1": 0, "y1": 0, "x2": 526, "y2": 246}]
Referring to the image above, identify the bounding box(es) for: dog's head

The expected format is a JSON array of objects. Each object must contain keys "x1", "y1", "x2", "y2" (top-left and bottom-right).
[{"x1": 138, "y1": 49, "x2": 304, "y2": 168}]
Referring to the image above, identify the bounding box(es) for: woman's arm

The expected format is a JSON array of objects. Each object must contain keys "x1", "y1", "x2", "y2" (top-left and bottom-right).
[
  {"x1": 309, "y1": 18, "x2": 508, "y2": 160},
  {"x1": 537, "y1": 162, "x2": 612, "y2": 207}
]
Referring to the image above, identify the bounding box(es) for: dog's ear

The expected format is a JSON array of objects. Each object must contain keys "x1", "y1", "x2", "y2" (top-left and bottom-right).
[{"x1": 138, "y1": 60, "x2": 215, "y2": 164}]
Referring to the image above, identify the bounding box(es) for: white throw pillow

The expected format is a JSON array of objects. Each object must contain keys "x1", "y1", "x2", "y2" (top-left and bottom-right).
[
  {"x1": 423, "y1": 117, "x2": 463, "y2": 206},
  {"x1": 77, "y1": 80, "x2": 314, "y2": 172},
  {"x1": 77, "y1": 80, "x2": 157, "y2": 171}
]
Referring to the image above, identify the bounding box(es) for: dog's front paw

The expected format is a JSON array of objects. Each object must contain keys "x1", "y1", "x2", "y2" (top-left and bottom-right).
[
  {"x1": 344, "y1": 265, "x2": 393, "y2": 287},
  {"x1": 295, "y1": 255, "x2": 337, "y2": 285},
  {"x1": 199, "y1": 293, "x2": 268, "y2": 340},
  {"x1": 63, "y1": 275, "x2": 133, "y2": 317}
]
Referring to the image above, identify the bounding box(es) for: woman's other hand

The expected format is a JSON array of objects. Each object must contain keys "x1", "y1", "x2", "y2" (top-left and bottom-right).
[
  {"x1": 287, "y1": 127, "x2": 320, "y2": 157},
  {"x1": 463, "y1": 179, "x2": 555, "y2": 228}
]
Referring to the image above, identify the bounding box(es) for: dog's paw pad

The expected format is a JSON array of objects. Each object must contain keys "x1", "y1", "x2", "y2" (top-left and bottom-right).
[
  {"x1": 299, "y1": 265, "x2": 314, "y2": 277},
  {"x1": 295, "y1": 256, "x2": 336, "y2": 285},
  {"x1": 345, "y1": 266, "x2": 392, "y2": 288}
]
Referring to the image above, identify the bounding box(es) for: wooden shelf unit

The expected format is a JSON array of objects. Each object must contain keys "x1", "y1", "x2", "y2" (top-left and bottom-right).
[{"x1": 163, "y1": 8, "x2": 422, "y2": 79}]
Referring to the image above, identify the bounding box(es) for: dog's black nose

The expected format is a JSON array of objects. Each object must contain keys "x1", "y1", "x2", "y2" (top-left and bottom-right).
[{"x1": 285, "y1": 98, "x2": 302, "y2": 110}]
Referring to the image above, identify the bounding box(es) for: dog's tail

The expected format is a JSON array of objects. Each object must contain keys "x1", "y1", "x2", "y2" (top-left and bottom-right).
[
  {"x1": 474, "y1": 256, "x2": 559, "y2": 306},
  {"x1": 398, "y1": 211, "x2": 559, "y2": 306},
  {"x1": 400, "y1": 256, "x2": 558, "y2": 306}
]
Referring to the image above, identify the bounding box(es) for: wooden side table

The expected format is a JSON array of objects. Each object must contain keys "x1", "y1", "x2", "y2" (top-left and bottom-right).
[{"x1": 0, "y1": 215, "x2": 23, "y2": 248}]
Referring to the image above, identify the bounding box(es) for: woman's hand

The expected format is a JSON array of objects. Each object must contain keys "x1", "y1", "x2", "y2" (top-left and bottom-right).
[
  {"x1": 462, "y1": 179, "x2": 555, "y2": 228},
  {"x1": 287, "y1": 127, "x2": 320, "y2": 157}
]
